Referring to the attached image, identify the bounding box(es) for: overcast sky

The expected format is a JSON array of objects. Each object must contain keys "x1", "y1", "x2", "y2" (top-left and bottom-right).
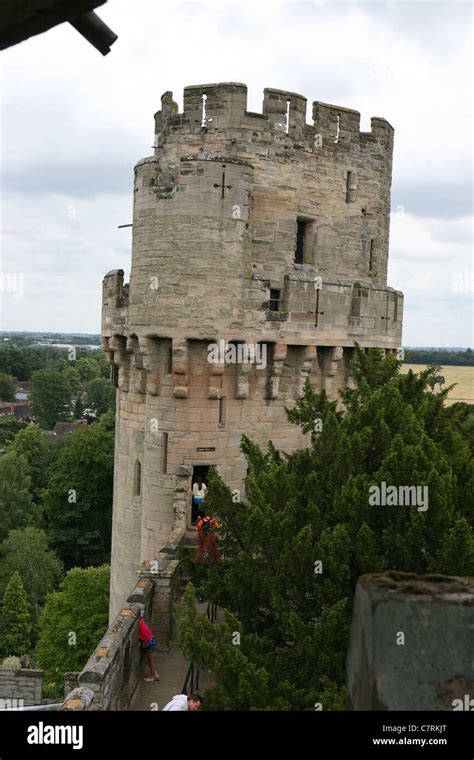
[{"x1": 0, "y1": 0, "x2": 472, "y2": 346}]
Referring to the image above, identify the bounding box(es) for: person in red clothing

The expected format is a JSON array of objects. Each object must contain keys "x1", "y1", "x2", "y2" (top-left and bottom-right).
[
  {"x1": 138, "y1": 617, "x2": 160, "y2": 682},
  {"x1": 195, "y1": 515, "x2": 222, "y2": 565}
]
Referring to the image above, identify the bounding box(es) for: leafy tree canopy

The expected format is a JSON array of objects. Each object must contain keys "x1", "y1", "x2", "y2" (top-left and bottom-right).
[
  {"x1": 35, "y1": 565, "x2": 110, "y2": 689},
  {"x1": 0, "y1": 527, "x2": 63, "y2": 623},
  {"x1": 178, "y1": 346, "x2": 474, "y2": 710},
  {"x1": 0, "y1": 373, "x2": 16, "y2": 403},
  {"x1": 0, "y1": 450, "x2": 41, "y2": 543},
  {"x1": 30, "y1": 371, "x2": 71, "y2": 429},
  {"x1": 43, "y1": 415, "x2": 114, "y2": 567}
]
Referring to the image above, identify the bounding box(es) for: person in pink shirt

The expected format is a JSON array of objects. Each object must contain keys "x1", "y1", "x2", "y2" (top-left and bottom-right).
[{"x1": 138, "y1": 617, "x2": 160, "y2": 682}]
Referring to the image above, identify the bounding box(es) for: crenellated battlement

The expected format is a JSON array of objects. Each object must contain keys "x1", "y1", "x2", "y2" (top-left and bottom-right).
[{"x1": 154, "y1": 82, "x2": 393, "y2": 155}]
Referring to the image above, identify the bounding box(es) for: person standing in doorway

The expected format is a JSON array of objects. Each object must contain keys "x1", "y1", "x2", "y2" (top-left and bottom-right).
[{"x1": 192, "y1": 475, "x2": 207, "y2": 524}]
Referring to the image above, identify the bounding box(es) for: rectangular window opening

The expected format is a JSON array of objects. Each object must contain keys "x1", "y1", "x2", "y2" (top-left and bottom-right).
[
  {"x1": 167, "y1": 347, "x2": 173, "y2": 375},
  {"x1": 269, "y1": 289, "x2": 281, "y2": 312},
  {"x1": 295, "y1": 220, "x2": 307, "y2": 264}
]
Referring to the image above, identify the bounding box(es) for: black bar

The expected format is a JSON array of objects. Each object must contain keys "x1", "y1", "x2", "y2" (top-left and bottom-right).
[{"x1": 69, "y1": 11, "x2": 118, "y2": 56}]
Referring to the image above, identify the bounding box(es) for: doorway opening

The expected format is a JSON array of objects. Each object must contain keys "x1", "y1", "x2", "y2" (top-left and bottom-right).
[{"x1": 191, "y1": 464, "x2": 210, "y2": 524}]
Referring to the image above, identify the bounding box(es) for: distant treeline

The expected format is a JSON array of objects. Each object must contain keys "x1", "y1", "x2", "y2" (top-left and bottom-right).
[
  {"x1": 0, "y1": 341, "x2": 102, "y2": 381},
  {"x1": 404, "y1": 348, "x2": 473, "y2": 366}
]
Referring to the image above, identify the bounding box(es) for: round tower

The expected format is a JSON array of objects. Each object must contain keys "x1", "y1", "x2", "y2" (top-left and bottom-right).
[{"x1": 102, "y1": 82, "x2": 403, "y2": 618}]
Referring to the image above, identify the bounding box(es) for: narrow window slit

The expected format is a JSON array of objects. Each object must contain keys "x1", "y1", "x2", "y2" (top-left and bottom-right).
[
  {"x1": 162, "y1": 432, "x2": 168, "y2": 473},
  {"x1": 219, "y1": 396, "x2": 226, "y2": 426},
  {"x1": 295, "y1": 220, "x2": 308, "y2": 264},
  {"x1": 369, "y1": 239, "x2": 375, "y2": 271},
  {"x1": 346, "y1": 171, "x2": 353, "y2": 203},
  {"x1": 201, "y1": 93, "x2": 207, "y2": 128},
  {"x1": 134, "y1": 460, "x2": 142, "y2": 497},
  {"x1": 285, "y1": 100, "x2": 290, "y2": 134}
]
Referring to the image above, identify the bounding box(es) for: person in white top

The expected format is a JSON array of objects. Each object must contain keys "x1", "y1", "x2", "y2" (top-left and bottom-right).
[
  {"x1": 162, "y1": 693, "x2": 202, "y2": 711},
  {"x1": 192, "y1": 476, "x2": 207, "y2": 523}
]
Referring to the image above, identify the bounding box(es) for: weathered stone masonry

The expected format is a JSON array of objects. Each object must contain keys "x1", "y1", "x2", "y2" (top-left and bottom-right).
[{"x1": 102, "y1": 82, "x2": 403, "y2": 619}]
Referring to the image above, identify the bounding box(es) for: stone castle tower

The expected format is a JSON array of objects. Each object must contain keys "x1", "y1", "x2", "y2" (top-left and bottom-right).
[{"x1": 102, "y1": 82, "x2": 403, "y2": 618}]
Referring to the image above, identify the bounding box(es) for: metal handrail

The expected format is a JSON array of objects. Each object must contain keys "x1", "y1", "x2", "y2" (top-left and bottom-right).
[
  {"x1": 2, "y1": 702, "x2": 62, "y2": 711},
  {"x1": 181, "y1": 600, "x2": 218, "y2": 694}
]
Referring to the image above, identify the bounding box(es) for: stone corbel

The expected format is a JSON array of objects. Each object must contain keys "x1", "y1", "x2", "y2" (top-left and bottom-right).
[
  {"x1": 139, "y1": 337, "x2": 161, "y2": 396},
  {"x1": 207, "y1": 351, "x2": 225, "y2": 399},
  {"x1": 108, "y1": 335, "x2": 130, "y2": 392},
  {"x1": 268, "y1": 342, "x2": 287, "y2": 399},
  {"x1": 236, "y1": 361, "x2": 252, "y2": 399},
  {"x1": 173, "y1": 339, "x2": 188, "y2": 398},
  {"x1": 126, "y1": 336, "x2": 146, "y2": 394},
  {"x1": 295, "y1": 345, "x2": 317, "y2": 399},
  {"x1": 323, "y1": 346, "x2": 343, "y2": 394}
]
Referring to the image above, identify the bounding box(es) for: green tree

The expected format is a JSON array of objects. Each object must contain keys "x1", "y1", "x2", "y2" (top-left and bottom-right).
[
  {"x1": 63, "y1": 366, "x2": 81, "y2": 396},
  {"x1": 0, "y1": 373, "x2": 16, "y2": 402},
  {"x1": 0, "y1": 571, "x2": 32, "y2": 657},
  {"x1": 43, "y1": 415, "x2": 114, "y2": 567},
  {"x1": 85, "y1": 377, "x2": 116, "y2": 417},
  {"x1": 35, "y1": 566, "x2": 110, "y2": 690},
  {"x1": 75, "y1": 357, "x2": 101, "y2": 384},
  {"x1": 0, "y1": 347, "x2": 28, "y2": 379},
  {"x1": 0, "y1": 528, "x2": 63, "y2": 623},
  {"x1": 0, "y1": 419, "x2": 27, "y2": 448},
  {"x1": 0, "y1": 450, "x2": 40, "y2": 543},
  {"x1": 177, "y1": 347, "x2": 474, "y2": 710},
  {"x1": 0, "y1": 346, "x2": 45, "y2": 379},
  {"x1": 90, "y1": 350, "x2": 111, "y2": 378},
  {"x1": 31, "y1": 370, "x2": 71, "y2": 428},
  {"x1": 9, "y1": 424, "x2": 49, "y2": 501}
]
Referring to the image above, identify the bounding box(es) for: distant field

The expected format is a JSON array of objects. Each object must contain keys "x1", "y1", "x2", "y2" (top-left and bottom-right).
[{"x1": 401, "y1": 364, "x2": 474, "y2": 406}]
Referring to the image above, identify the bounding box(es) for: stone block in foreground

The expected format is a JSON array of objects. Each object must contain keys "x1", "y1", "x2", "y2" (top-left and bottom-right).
[{"x1": 347, "y1": 571, "x2": 474, "y2": 710}]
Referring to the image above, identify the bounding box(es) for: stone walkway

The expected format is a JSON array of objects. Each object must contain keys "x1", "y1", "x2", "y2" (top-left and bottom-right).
[
  {"x1": 130, "y1": 600, "x2": 210, "y2": 711},
  {"x1": 130, "y1": 645, "x2": 190, "y2": 711}
]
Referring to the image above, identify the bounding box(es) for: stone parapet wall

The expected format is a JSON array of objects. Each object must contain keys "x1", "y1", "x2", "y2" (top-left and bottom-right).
[
  {"x1": 60, "y1": 553, "x2": 182, "y2": 710},
  {"x1": 347, "y1": 572, "x2": 474, "y2": 711},
  {"x1": 63, "y1": 578, "x2": 154, "y2": 711},
  {"x1": 0, "y1": 669, "x2": 42, "y2": 706}
]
